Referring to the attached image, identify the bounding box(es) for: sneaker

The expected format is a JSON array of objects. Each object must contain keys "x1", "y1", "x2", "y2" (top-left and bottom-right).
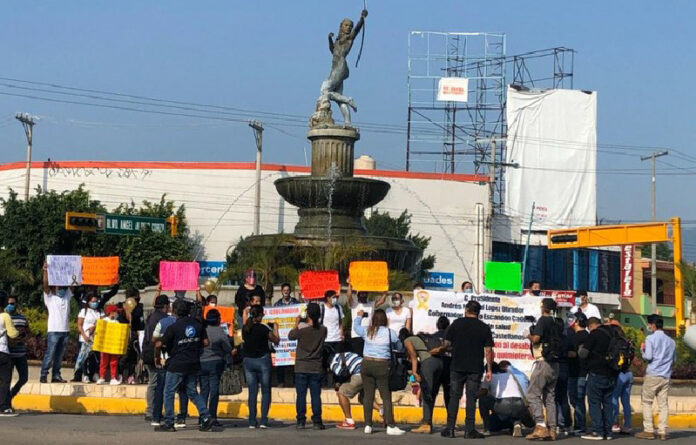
[
  {"x1": 150, "y1": 420, "x2": 162, "y2": 427},
  {"x1": 635, "y1": 431, "x2": 656, "y2": 440},
  {"x1": 605, "y1": 436, "x2": 614, "y2": 440},
  {"x1": 612, "y1": 425, "x2": 621, "y2": 434},
  {"x1": 312, "y1": 423, "x2": 325, "y2": 430},
  {"x1": 526, "y1": 425, "x2": 550, "y2": 440},
  {"x1": 155, "y1": 424, "x2": 176, "y2": 432},
  {"x1": 127, "y1": 376, "x2": 135, "y2": 385},
  {"x1": 658, "y1": 433, "x2": 668, "y2": 441},
  {"x1": 337, "y1": 421, "x2": 356, "y2": 430},
  {"x1": 364, "y1": 425, "x2": 373, "y2": 434},
  {"x1": 464, "y1": 430, "x2": 486, "y2": 439},
  {"x1": 260, "y1": 424, "x2": 269, "y2": 429},
  {"x1": 51, "y1": 377, "x2": 67, "y2": 383},
  {"x1": 295, "y1": 422, "x2": 305, "y2": 430},
  {"x1": 412, "y1": 424, "x2": 432, "y2": 434},
  {"x1": 572, "y1": 430, "x2": 586, "y2": 436},
  {"x1": 581, "y1": 433, "x2": 604, "y2": 440},
  {"x1": 0, "y1": 408, "x2": 18, "y2": 417},
  {"x1": 96, "y1": 378, "x2": 106, "y2": 385},
  {"x1": 212, "y1": 421, "x2": 223, "y2": 428},
  {"x1": 109, "y1": 379, "x2": 120, "y2": 385},
  {"x1": 441, "y1": 428, "x2": 456, "y2": 438},
  {"x1": 199, "y1": 417, "x2": 214, "y2": 432},
  {"x1": 387, "y1": 426, "x2": 406, "y2": 436},
  {"x1": 81, "y1": 376, "x2": 90, "y2": 383},
  {"x1": 174, "y1": 420, "x2": 186, "y2": 429},
  {"x1": 513, "y1": 423, "x2": 523, "y2": 438},
  {"x1": 39, "y1": 376, "x2": 47, "y2": 383},
  {"x1": 620, "y1": 427, "x2": 632, "y2": 435},
  {"x1": 482, "y1": 430, "x2": 491, "y2": 437},
  {"x1": 249, "y1": 425, "x2": 258, "y2": 429}
]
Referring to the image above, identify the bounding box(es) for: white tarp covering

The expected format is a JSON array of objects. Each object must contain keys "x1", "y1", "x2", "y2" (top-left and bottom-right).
[{"x1": 504, "y1": 87, "x2": 597, "y2": 231}]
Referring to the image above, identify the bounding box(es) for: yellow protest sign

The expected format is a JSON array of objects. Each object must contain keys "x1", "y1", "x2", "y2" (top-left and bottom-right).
[
  {"x1": 82, "y1": 256, "x2": 120, "y2": 286},
  {"x1": 349, "y1": 261, "x2": 389, "y2": 292},
  {"x1": 92, "y1": 319, "x2": 130, "y2": 355}
]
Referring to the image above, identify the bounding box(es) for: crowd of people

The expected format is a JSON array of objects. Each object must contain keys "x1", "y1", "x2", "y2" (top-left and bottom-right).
[{"x1": 0, "y1": 271, "x2": 680, "y2": 441}]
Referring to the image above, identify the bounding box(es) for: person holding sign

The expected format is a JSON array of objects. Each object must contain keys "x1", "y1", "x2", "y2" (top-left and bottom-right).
[
  {"x1": 40, "y1": 262, "x2": 74, "y2": 384},
  {"x1": 347, "y1": 280, "x2": 388, "y2": 356},
  {"x1": 73, "y1": 293, "x2": 104, "y2": 383},
  {"x1": 386, "y1": 293, "x2": 412, "y2": 334}
]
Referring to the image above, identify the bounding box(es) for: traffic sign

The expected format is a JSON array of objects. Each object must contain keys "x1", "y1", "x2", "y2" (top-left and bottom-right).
[{"x1": 103, "y1": 214, "x2": 167, "y2": 235}]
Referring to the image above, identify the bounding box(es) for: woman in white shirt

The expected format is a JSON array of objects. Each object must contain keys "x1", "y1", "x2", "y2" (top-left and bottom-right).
[
  {"x1": 73, "y1": 293, "x2": 103, "y2": 383},
  {"x1": 385, "y1": 293, "x2": 411, "y2": 334}
]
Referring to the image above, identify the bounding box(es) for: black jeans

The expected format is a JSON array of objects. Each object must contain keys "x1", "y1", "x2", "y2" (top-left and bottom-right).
[
  {"x1": 587, "y1": 373, "x2": 614, "y2": 437},
  {"x1": 420, "y1": 357, "x2": 443, "y2": 425},
  {"x1": 0, "y1": 352, "x2": 12, "y2": 410},
  {"x1": 480, "y1": 395, "x2": 535, "y2": 432},
  {"x1": 555, "y1": 362, "x2": 571, "y2": 428},
  {"x1": 446, "y1": 370, "x2": 482, "y2": 433},
  {"x1": 9, "y1": 355, "x2": 28, "y2": 401}
]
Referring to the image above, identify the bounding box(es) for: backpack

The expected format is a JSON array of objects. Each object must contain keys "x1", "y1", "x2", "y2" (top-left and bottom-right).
[
  {"x1": 601, "y1": 326, "x2": 634, "y2": 372},
  {"x1": 416, "y1": 333, "x2": 444, "y2": 352},
  {"x1": 540, "y1": 319, "x2": 563, "y2": 362}
]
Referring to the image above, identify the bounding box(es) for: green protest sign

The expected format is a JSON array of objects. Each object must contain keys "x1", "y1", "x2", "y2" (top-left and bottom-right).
[{"x1": 484, "y1": 261, "x2": 522, "y2": 292}]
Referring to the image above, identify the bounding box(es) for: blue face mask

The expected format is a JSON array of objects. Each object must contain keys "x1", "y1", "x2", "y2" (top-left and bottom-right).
[
  {"x1": 57, "y1": 288, "x2": 67, "y2": 298},
  {"x1": 575, "y1": 297, "x2": 582, "y2": 306},
  {"x1": 463, "y1": 288, "x2": 474, "y2": 295},
  {"x1": 88, "y1": 302, "x2": 99, "y2": 310},
  {"x1": 5, "y1": 304, "x2": 15, "y2": 314}
]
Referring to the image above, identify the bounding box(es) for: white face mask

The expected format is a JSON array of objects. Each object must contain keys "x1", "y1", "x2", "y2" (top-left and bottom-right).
[
  {"x1": 209, "y1": 303, "x2": 217, "y2": 307},
  {"x1": 392, "y1": 300, "x2": 402, "y2": 307},
  {"x1": 331, "y1": 297, "x2": 339, "y2": 305}
]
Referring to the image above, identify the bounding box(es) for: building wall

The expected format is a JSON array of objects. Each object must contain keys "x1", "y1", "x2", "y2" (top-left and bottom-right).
[{"x1": 0, "y1": 161, "x2": 489, "y2": 289}]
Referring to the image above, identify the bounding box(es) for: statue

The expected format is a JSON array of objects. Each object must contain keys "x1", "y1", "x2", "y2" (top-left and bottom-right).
[{"x1": 310, "y1": 9, "x2": 367, "y2": 128}]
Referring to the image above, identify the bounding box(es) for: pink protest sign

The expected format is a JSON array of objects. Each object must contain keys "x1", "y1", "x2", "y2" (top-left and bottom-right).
[{"x1": 159, "y1": 261, "x2": 200, "y2": 291}]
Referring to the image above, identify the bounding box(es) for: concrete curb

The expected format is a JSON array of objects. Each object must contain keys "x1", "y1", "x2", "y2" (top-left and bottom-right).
[{"x1": 12, "y1": 394, "x2": 696, "y2": 429}]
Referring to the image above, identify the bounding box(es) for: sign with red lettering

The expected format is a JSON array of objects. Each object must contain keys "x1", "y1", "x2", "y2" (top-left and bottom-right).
[
  {"x1": 299, "y1": 270, "x2": 340, "y2": 300},
  {"x1": 621, "y1": 245, "x2": 634, "y2": 298},
  {"x1": 437, "y1": 77, "x2": 469, "y2": 102}
]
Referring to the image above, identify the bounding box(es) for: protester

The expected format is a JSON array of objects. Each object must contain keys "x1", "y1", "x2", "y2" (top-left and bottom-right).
[
  {"x1": 386, "y1": 293, "x2": 412, "y2": 334},
  {"x1": 5, "y1": 295, "x2": 28, "y2": 411},
  {"x1": 73, "y1": 292, "x2": 103, "y2": 383},
  {"x1": 479, "y1": 361, "x2": 534, "y2": 437},
  {"x1": 578, "y1": 317, "x2": 616, "y2": 440},
  {"x1": 155, "y1": 299, "x2": 215, "y2": 433},
  {"x1": 461, "y1": 281, "x2": 474, "y2": 293},
  {"x1": 572, "y1": 291, "x2": 601, "y2": 321},
  {"x1": 440, "y1": 300, "x2": 493, "y2": 439},
  {"x1": 554, "y1": 317, "x2": 572, "y2": 435},
  {"x1": 242, "y1": 305, "x2": 280, "y2": 429},
  {"x1": 0, "y1": 291, "x2": 19, "y2": 416},
  {"x1": 432, "y1": 316, "x2": 452, "y2": 411},
  {"x1": 347, "y1": 281, "x2": 387, "y2": 356},
  {"x1": 97, "y1": 305, "x2": 123, "y2": 385},
  {"x1": 235, "y1": 269, "x2": 265, "y2": 324},
  {"x1": 206, "y1": 294, "x2": 218, "y2": 307},
  {"x1": 403, "y1": 329, "x2": 439, "y2": 434},
  {"x1": 40, "y1": 262, "x2": 73, "y2": 383},
  {"x1": 330, "y1": 351, "x2": 382, "y2": 430},
  {"x1": 119, "y1": 288, "x2": 146, "y2": 384},
  {"x1": 608, "y1": 320, "x2": 634, "y2": 435},
  {"x1": 525, "y1": 297, "x2": 560, "y2": 440},
  {"x1": 527, "y1": 281, "x2": 541, "y2": 296},
  {"x1": 73, "y1": 283, "x2": 119, "y2": 311},
  {"x1": 567, "y1": 312, "x2": 589, "y2": 435},
  {"x1": 635, "y1": 314, "x2": 676, "y2": 441},
  {"x1": 288, "y1": 302, "x2": 327, "y2": 429},
  {"x1": 200, "y1": 309, "x2": 233, "y2": 428},
  {"x1": 353, "y1": 308, "x2": 406, "y2": 435},
  {"x1": 242, "y1": 294, "x2": 264, "y2": 325},
  {"x1": 274, "y1": 283, "x2": 299, "y2": 306},
  {"x1": 143, "y1": 294, "x2": 173, "y2": 426},
  {"x1": 319, "y1": 290, "x2": 345, "y2": 387}
]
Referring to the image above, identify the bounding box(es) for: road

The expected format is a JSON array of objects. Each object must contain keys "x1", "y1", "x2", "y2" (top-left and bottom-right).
[{"x1": 1, "y1": 414, "x2": 695, "y2": 445}]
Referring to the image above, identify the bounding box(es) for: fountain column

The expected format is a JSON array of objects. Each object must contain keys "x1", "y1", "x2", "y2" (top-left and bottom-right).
[{"x1": 308, "y1": 127, "x2": 359, "y2": 178}]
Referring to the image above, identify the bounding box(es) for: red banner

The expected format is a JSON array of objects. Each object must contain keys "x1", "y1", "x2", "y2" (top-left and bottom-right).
[
  {"x1": 299, "y1": 270, "x2": 340, "y2": 300},
  {"x1": 525, "y1": 289, "x2": 576, "y2": 307},
  {"x1": 621, "y1": 245, "x2": 634, "y2": 298}
]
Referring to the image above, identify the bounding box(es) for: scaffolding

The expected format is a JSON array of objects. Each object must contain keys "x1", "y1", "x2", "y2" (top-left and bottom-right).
[{"x1": 405, "y1": 31, "x2": 576, "y2": 208}]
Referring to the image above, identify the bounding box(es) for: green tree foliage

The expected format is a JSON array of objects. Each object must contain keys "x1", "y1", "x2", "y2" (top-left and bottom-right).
[
  {"x1": 640, "y1": 242, "x2": 673, "y2": 261},
  {"x1": 0, "y1": 186, "x2": 196, "y2": 306},
  {"x1": 364, "y1": 209, "x2": 436, "y2": 275}
]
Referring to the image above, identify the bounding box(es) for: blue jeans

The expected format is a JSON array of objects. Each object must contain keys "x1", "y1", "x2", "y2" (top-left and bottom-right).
[
  {"x1": 199, "y1": 360, "x2": 225, "y2": 420},
  {"x1": 568, "y1": 375, "x2": 588, "y2": 432},
  {"x1": 74, "y1": 341, "x2": 92, "y2": 376},
  {"x1": 587, "y1": 373, "x2": 614, "y2": 438},
  {"x1": 41, "y1": 332, "x2": 68, "y2": 379},
  {"x1": 148, "y1": 366, "x2": 167, "y2": 421},
  {"x1": 243, "y1": 355, "x2": 272, "y2": 427},
  {"x1": 612, "y1": 371, "x2": 633, "y2": 428},
  {"x1": 295, "y1": 372, "x2": 322, "y2": 424},
  {"x1": 163, "y1": 370, "x2": 210, "y2": 428}
]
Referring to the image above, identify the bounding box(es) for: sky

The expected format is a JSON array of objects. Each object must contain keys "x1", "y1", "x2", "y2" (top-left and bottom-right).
[{"x1": 1, "y1": 1, "x2": 695, "y2": 241}]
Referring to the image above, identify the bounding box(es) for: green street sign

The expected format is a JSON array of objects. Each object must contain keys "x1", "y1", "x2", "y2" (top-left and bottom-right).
[{"x1": 103, "y1": 214, "x2": 167, "y2": 235}]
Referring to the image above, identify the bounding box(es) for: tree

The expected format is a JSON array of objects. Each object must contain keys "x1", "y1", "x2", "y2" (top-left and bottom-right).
[
  {"x1": 641, "y1": 242, "x2": 673, "y2": 261},
  {"x1": 364, "y1": 209, "x2": 436, "y2": 276}
]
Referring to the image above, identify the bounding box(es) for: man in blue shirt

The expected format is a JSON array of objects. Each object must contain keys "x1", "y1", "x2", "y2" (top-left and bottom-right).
[{"x1": 635, "y1": 315, "x2": 676, "y2": 441}]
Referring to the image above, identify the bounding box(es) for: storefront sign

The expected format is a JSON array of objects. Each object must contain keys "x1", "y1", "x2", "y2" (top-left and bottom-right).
[
  {"x1": 621, "y1": 245, "x2": 634, "y2": 298},
  {"x1": 423, "y1": 272, "x2": 455, "y2": 289}
]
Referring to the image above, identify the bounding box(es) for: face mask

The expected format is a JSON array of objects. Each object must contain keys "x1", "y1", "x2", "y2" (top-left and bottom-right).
[
  {"x1": 57, "y1": 288, "x2": 67, "y2": 298},
  {"x1": 392, "y1": 300, "x2": 402, "y2": 307},
  {"x1": 88, "y1": 302, "x2": 99, "y2": 310},
  {"x1": 208, "y1": 303, "x2": 217, "y2": 307},
  {"x1": 331, "y1": 297, "x2": 339, "y2": 305},
  {"x1": 574, "y1": 297, "x2": 581, "y2": 306},
  {"x1": 463, "y1": 288, "x2": 473, "y2": 295},
  {"x1": 5, "y1": 304, "x2": 16, "y2": 314},
  {"x1": 531, "y1": 290, "x2": 541, "y2": 296}
]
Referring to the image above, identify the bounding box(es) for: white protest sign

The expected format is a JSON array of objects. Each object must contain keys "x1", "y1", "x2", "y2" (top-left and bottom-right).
[
  {"x1": 264, "y1": 304, "x2": 303, "y2": 366},
  {"x1": 47, "y1": 255, "x2": 82, "y2": 286},
  {"x1": 411, "y1": 290, "x2": 542, "y2": 373}
]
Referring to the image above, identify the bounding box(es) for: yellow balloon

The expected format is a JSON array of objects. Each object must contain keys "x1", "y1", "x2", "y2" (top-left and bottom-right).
[
  {"x1": 123, "y1": 297, "x2": 136, "y2": 312},
  {"x1": 204, "y1": 279, "x2": 217, "y2": 294}
]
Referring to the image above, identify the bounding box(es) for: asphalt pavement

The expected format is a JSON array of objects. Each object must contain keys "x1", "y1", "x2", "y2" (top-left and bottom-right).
[{"x1": 1, "y1": 414, "x2": 695, "y2": 445}]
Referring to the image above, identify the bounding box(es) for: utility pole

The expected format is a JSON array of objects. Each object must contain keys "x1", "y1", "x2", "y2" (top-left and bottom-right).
[
  {"x1": 641, "y1": 150, "x2": 668, "y2": 313},
  {"x1": 15, "y1": 113, "x2": 36, "y2": 201},
  {"x1": 249, "y1": 120, "x2": 264, "y2": 235}
]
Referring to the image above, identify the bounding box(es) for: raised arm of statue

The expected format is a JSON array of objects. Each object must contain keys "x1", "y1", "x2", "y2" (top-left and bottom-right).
[
  {"x1": 328, "y1": 32, "x2": 335, "y2": 53},
  {"x1": 351, "y1": 9, "x2": 367, "y2": 39}
]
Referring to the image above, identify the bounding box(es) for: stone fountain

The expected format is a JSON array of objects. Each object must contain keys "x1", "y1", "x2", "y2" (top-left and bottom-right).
[{"x1": 236, "y1": 8, "x2": 422, "y2": 276}]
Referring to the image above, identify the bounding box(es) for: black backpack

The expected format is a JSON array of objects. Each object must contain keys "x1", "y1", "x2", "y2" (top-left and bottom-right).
[
  {"x1": 600, "y1": 326, "x2": 634, "y2": 372},
  {"x1": 417, "y1": 333, "x2": 444, "y2": 352},
  {"x1": 540, "y1": 319, "x2": 564, "y2": 362}
]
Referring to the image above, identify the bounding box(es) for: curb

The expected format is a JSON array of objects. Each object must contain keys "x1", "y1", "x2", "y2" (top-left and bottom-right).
[{"x1": 12, "y1": 394, "x2": 696, "y2": 428}]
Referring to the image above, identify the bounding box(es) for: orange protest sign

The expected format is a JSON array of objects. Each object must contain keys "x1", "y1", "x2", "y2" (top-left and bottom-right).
[
  {"x1": 299, "y1": 270, "x2": 340, "y2": 299},
  {"x1": 203, "y1": 306, "x2": 236, "y2": 333},
  {"x1": 81, "y1": 256, "x2": 120, "y2": 286},
  {"x1": 349, "y1": 261, "x2": 389, "y2": 291}
]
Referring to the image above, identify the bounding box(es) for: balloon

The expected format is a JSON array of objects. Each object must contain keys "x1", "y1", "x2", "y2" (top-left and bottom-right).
[
  {"x1": 684, "y1": 325, "x2": 696, "y2": 352},
  {"x1": 204, "y1": 279, "x2": 217, "y2": 294},
  {"x1": 123, "y1": 297, "x2": 137, "y2": 312}
]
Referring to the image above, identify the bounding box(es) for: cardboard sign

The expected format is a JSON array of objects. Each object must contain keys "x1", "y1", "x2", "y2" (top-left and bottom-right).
[
  {"x1": 47, "y1": 255, "x2": 82, "y2": 286},
  {"x1": 92, "y1": 319, "x2": 130, "y2": 355},
  {"x1": 159, "y1": 261, "x2": 200, "y2": 291},
  {"x1": 203, "y1": 305, "x2": 236, "y2": 335},
  {"x1": 484, "y1": 261, "x2": 522, "y2": 292},
  {"x1": 264, "y1": 305, "x2": 302, "y2": 366},
  {"x1": 349, "y1": 261, "x2": 389, "y2": 292},
  {"x1": 299, "y1": 270, "x2": 340, "y2": 299},
  {"x1": 82, "y1": 256, "x2": 120, "y2": 285}
]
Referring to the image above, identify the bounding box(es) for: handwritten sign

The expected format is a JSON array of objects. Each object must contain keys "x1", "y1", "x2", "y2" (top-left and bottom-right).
[
  {"x1": 92, "y1": 319, "x2": 130, "y2": 355},
  {"x1": 47, "y1": 255, "x2": 82, "y2": 286},
  {"x1": 264, "y1": 305, "x2": 302, "y2": 366},
  {"x1": 203, "y1": 305, "x2": 236, "y2": 335},
  {"x1": 349, "y1": 261, "x2": 389, "y2": 291},
  {"x1": 82, "y1": 256, "x2": 120, "y2": 285},
  {"x1": 159, "y1": 261, "x2": 200, "y2": 291},
  {"x1": 299, "y1": 270, "x2": 340, "y2": 299}
]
